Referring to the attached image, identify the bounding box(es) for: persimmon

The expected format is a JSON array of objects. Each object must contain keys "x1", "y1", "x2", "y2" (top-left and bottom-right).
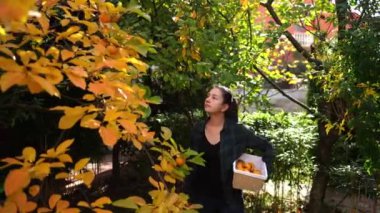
[
  {"x1": 236, "y1": 160, "x2": 244, "y2": 170},
  {"x1": 235, "y1": 159, "x2": 261, "y2": 175},
  {"x1": 107, "y1": 45, "x2": 118, "y2": 55},
  {"x1": 99, "y1": 13, "x2": 111, "y2": 23},
  {"x1": 175, "y1": 156, "x2": 186, "y2": 166}
]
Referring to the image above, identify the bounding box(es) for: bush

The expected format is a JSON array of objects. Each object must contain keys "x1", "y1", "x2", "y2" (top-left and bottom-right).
[{"x1": 241, "y1": 111, "x2": 318, "y2": 211}]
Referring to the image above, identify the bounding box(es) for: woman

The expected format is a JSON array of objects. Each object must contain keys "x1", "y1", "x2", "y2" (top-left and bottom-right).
[{"x1": 184, "y1": 85, "x2": 274, "y2": 213}]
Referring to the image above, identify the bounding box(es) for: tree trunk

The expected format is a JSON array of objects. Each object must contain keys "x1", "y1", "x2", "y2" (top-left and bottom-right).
[
  {"x1": 307, "y1": 1, "x2": 349, "y2": 210},
  {"x1": 307, "y1": 100, "x2": 341, "y2": 212},
  {"x1": 112, "y1": 141, "x2": 122, "y2": 178},
  {"x1": 307, "y1": 120, "x2": 338, "y2": 212}
]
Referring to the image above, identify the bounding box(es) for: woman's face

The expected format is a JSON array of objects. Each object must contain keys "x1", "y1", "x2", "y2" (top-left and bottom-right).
[{"x1": 204, "y1": 87, "x2": 229, "y2": 114}]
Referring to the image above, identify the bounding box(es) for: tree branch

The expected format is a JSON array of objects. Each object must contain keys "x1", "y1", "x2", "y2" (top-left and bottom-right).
[
  {"x1": 261, "y1": 2, "x2": 324, "y2": 70},
  {"x1": 252, "y1": 64, "x2": 316, "y2": 114},
  {"x1": 206, "y1": 0, "x2": 231, "y2": 23}
]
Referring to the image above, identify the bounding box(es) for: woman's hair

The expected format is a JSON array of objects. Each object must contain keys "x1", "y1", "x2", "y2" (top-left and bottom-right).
[{"x1": 213, "y1": 85, "x2": 238, "y2": 123}]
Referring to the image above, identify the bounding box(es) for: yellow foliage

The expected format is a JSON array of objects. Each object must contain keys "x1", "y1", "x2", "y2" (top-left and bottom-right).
[
  {"x1": 0, "y1": 0, "x2": 36, "y2": 25},
  {"x1": 91, "y1": 197, "x2": 112, "y2": 208},
  {"x1": 74, "y1": 158, "x2": 90, "y2": 171},
  {"x1": 0, "y1": 0, "x2": 205, "y2": 212},
  {"x1": 4, "y1": 168, "x2": 30, "y2": 196}
]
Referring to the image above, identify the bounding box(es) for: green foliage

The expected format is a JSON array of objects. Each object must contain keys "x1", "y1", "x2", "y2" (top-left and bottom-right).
[
  {"x1": 241, "y1": 111, "x2": 317, "y2": 211},
  {"x1": 241, "y1": 112, "x2": 317, "y2": 184}
]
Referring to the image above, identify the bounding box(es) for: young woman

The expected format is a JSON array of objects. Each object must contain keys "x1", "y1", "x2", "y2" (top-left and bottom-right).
[{"x1": 184, "y1": 85, "x2": 274, "y2": 213}]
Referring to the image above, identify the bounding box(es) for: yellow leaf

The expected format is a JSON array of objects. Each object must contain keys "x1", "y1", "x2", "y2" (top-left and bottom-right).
[
  {"x1": 22, "y1": 147, "x2": 36, "y2": 163},
  {"x1": 124, "y1": 58, "x2": 149, "y2": 72},
  {"x1": 99, "y1": 125, "x2": 121, "y2": 147},
  {"x1": 28, "y1": 185, "x2": 40, "y2": 197},
  {"x1": 1, "y1": 158, "x2": 22, "y2": 168},
  {"x1": 188, "y1": 204, "x2": 203, "y2": 209},
  {"x1": 18, "y1": 50, "x2": 36, "y2": 65},
  {"x1": 104, "y1": 109, "x2": 123, "y2": 122},
  {"x1": 161, "y1": 127, "x2": 172, "y2": 141},
  {"x1": 67, "y1": 32, "x2": 84, "y2": 43},
  {"x1": 37, "y1": 207, "x2": 52, "y2": 213},
  {"x1": 0, "y1": 71, "x2": 27, "y2": 92},
  {"x1": 74, "y1": 158, "x2": 90, "y2": 171},
  {"x1": 33, "y1": 163, "x2": 51, "y2": 179},
  {"x1": 61, "y1": 19, "x2": 70, "y2": 27},
  {"x1": 4, "y1": 168, "x2": 30, "y2": 196},
  {"x1": 0, "y1": 46, "x2": 15, "y2": 58},
  {"x1": 0, "y1": 26, "x2": 5, "y2": 35},
  {"x1": 90, "y1": 196, "x2": 112, "y2": 208},
  {"x1": 49, "y1": 194, "x2": 61, "y2": 209},
  {"x1": 26, "y1": 24, "x2": 43, "y2": 36},
  {"x1": 26, "y1": 76, "x2": 43, "y2": 94},
  {"x1": 56, "y1": 139, "x2": 74, "y2": 155},
  {"x1": 46, "y1": 46, "x2": 60, "y2": 60},
  {"x1": 60, "y1": 208, "x2": 80, "y2": 213},
  {"x1": 82, "y1": 94, "x2": 96, "y2": 101},
  {"x1": 118, "y1": 119, "x2": 137, "y2": 134},
  {"x1": 88, "y1": 81, "x2": 115, "y2": 97},
  {"x1": 93, "y1": 208, "x2": 113, "y2": 213},
  {"x1": 364, "y1": 87, "x2": 376, "y2": 97},
  {"x1": 325, "y1": 122, "x2": 335, "y2": 135},
  {"x1": 64, "y1": 66, "x2": 88, "y2": 89},
  {"x1": 23, "y1": 201, "x2": 37, "y2": 213},
  {"x1": 166, "y1": 192, "x2": 179, "y2": 206},
  {"x1": 98, "y1": 59, "x2": 127, "y2": 71},
  {"x1": 152, "y1": 165, "x2": 163, "y2": 172},
  {"x1": 55, "y1": 26, "x2": 81, "y2": 42},
  {"x1": 55, "y1": 172, "x2": 70, "y2": 180},
  {"x1": 131, "y1": 137, "x2": 142, "y2": 150},
  {"x1": 38, "y1": 13, "x2": 50, "y2": 34},
  {"x1": 1, "y1": 202, "x2": 17, "y2": 213},
  {"x1": 77, "y1": 201, "x2": 90, "y2": 208},
  {"x1": 28, "y1": 73, "x2": 60, "y2": 97},
  {"x1": 79, "y1": 171, "x2": 95, "y2": 188},
  {"x1": 40, "y1": 148, "x2": 57, "y2": 158},
  {"x1": 56, "y1": 200, "x2": 70, "y2": 211},
  {"x1": 61, "y1": 49, "x2": 75, "y2": 61},
  {"x1": 13, "y1": 191, "x2": 28, "y2": 209},
  {"x1": 151, "y1": 190, "x2": 166, "y2": 205},
  {"x1": 80, "y1": 113, "x2": 101, "y2": 129},
  {"x1": 44, "y1": 67, "x2": 64, "y2": 85},
  {"x1": 57, "y1": 154, "x2": 73, "y2": 163},
  {"x1": 164, "y1": 175, "x2": 176, "y2": 184},
  {"x1": 148, "y1": 176, "x2": 163, "y2": 189},
  {"x1": 79, "y1": 20, "x2": 98, "y2": 34},
  {"x1": 127, "y1": 196, "x2": 147, "y2": 206},
  {"x1": 82, "y1": 36, "x2": 92, "y2": 48},
  {"x1": 57, "y1": 106, "x2": 87, "y2": 129}
]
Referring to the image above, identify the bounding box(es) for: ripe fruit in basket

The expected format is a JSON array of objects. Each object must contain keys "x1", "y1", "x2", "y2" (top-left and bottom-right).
[{"x1": 235, "y1": 159, "x2": 261, "y2": 175}]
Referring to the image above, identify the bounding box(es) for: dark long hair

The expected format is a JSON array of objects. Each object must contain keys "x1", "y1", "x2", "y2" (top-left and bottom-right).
[{"x1": 214, "y1": 85, "x2": 238, "y2": 123}]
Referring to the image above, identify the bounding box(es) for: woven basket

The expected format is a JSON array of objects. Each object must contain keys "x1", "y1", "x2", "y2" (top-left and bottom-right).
[{"x1": 232, "y1": 153, "x2": 267, "y2": 192}]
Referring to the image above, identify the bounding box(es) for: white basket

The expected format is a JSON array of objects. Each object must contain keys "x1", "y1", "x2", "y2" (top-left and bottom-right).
[{"x1": 232, "y1": 153, "x2": 268, "y2": 192}]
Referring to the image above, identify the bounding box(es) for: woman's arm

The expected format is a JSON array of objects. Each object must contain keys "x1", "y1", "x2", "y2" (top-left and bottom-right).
[{"x1": 241, "y1": 125, "x2": 275, "y2": 176}]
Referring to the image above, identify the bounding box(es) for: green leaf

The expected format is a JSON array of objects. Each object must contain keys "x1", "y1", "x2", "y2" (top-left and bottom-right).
[
  {"x1": 183, "y1": 148, "x2": 200, "y2": 157},
  {"x1": 126, "y1": 0, "x2": 151, "y2": 21},
  {"x1": 146, "y1": 96, "x2": 162, "y2": 104},
  {"x1": 125, "y1": 38, "x2": 154, "y2": 57},
  {"x1": 188, "y1": 155, "x2": 205, "y2": 167}
]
